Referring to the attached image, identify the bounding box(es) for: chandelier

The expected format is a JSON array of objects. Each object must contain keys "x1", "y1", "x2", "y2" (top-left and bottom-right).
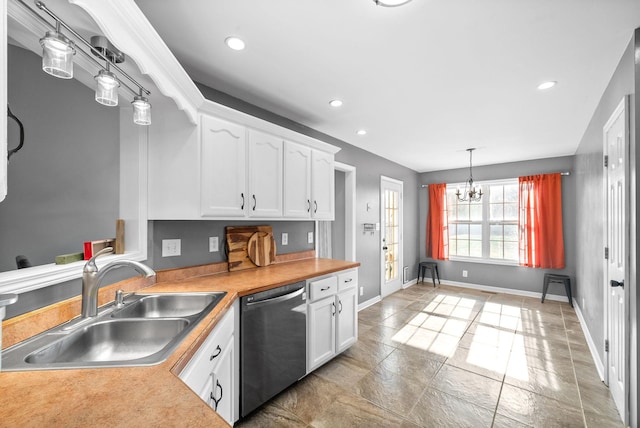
[{"x1": 455, "y1": 148, "x2": 483, "y2": 202}]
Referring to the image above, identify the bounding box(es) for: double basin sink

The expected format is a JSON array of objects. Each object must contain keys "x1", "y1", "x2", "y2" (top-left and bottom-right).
[{"x1": 2, "y1": 292, "x2": 226, "y2": 371}]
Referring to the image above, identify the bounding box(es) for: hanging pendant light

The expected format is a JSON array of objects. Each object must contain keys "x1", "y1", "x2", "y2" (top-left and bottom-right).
[
  {"x1": 94, "y1": 68, "x2": 120, "y2": 106},
  {"x1": 455, "y1": 148, "x2": 483, "y2": 202},
  {"x1": 39, "y1": 23, "x2": 75, "y2": 79},
  {"x1": 132, "y1": 93, "x2": 151, "y2": 125}
]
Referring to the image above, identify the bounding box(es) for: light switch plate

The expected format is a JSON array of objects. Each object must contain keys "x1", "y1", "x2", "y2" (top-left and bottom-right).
[
  {"x1": 281, "y1": 233, "x2": 288, "y2": 245},
  {"x1": 209, "y1": 236, "x2": 219, "y2": 252},
  {"x1": 162, "y1": 239, "x2": 181, "y2": 257}
]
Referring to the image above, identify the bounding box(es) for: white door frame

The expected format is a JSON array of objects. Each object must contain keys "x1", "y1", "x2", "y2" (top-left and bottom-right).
[
  {"x1": 334, "y1": 162, "x2": 356, "y2": 262},
  {"x1": 603, "y1": 95, "x2": 630, "y2": 425},
  {"x1": 380, "y1": 176, "x2": 403, "y2": 297}
]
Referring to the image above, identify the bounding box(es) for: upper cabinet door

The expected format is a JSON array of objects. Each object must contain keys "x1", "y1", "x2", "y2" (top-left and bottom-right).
[
  {"x1": 201, "y1": 115, "x2": 247, "y2": 217},
  {"x1": 311, "y1": 150, "x2": 334, "y2": 220},
  {"x1": 283, "y1": 141, "x2": 312, "y2": 218},
  {"x1": 247, "y1": 129, "x2": 283, "y2": 218}
]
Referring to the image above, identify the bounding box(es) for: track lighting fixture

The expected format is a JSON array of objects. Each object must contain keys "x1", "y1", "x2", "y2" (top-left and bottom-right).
[{"x1": 22, "y1": 0, "x2": 151, "y2": 124}]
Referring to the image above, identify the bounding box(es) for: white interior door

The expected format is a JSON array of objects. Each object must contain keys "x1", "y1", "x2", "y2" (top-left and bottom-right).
[
  {"x1": 604, "y1": 96, "x2": 628, "y2": 424},
  {"x1": 380, "y1": 176, "x2": 403, "y2": 297}
]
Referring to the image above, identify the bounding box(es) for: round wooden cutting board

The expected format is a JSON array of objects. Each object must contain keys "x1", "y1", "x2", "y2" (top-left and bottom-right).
[{"x1": 247, "y1": 231, "x2": 276, "y2": 266}]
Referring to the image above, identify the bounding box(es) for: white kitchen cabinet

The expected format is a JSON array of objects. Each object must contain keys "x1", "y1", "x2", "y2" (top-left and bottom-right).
[
  {"x1": 336, "y1": 286, "x2": 358, "y2": 353},
  {"x1": 283, "y1": 141, "x2": 312, "y2": 218},
  {"x1": 247, "y1": 129, "x2": 283, "y2": 217},
  {"x1": 180, "y1": 303, "x2": 238, "y2": 425},
  {"x1": 200, "y1": 115, "x2": 247, "y2": 217},
  {"x1": 284, "y1": 142, "x2": 334, "y2": 220},
  {"x1": 307, "y1": 269, "x2": 358, "y2": 372},
  {"x1": 310, "y1": 150, "x2": 334, "y2": 220},
  {"x1": 308, "y1": 295, "x2": 337, "y2": 371}
]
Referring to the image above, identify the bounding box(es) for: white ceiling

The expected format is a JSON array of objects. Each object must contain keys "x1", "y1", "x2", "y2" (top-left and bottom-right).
[{"x1": 134, "y1": 0, "x2": 640, "y2": 172}]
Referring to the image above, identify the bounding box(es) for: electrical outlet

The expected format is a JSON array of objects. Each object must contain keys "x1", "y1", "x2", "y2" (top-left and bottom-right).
[
  {"x1": 209, "y1": 236, "x2": 219, "y2": 252},
  {"x1": 307, "y1": 231, "x2": 314, "y2": 244},
  {"x1": 162, "y1": 239, "x2": 181, "y2": 257},
  {"x1": 462, "y1": 270, "x2": 468, "y2": 278},
  {"x1": 282, "y1": 233, "x2": 288, "y2": 245},
  {"x1": 360, "y1": 286, "x2": 364, "y2": 296}
]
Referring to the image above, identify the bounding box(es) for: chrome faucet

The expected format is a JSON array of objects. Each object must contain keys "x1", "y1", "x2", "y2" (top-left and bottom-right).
[{"x1": 81, "y1": 247, "x2": 156, "y2": 318}]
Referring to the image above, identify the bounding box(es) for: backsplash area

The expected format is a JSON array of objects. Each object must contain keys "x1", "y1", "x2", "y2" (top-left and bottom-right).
[{"x1": 149, "y1": 220, "x2": 315, "y2": 270}]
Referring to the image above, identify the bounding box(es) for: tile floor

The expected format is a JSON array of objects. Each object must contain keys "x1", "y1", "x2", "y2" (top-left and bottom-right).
[{"x1": 236, "y1": 283, "x2": 623, "y2": 427}]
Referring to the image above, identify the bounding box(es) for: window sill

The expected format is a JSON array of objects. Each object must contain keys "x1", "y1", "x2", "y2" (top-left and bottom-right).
[{"x1": 448, "y1": 256, "x2": 519, "y2": 267}]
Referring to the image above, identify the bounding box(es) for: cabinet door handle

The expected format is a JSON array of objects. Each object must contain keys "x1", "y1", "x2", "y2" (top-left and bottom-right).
[
  {"x1": 344, "y1": 278, "x2": 353, "y2": 283},
  {"x1": 339, "y1": 300, "x2": 343, "y2": 314},
  {"x1": 240, "y1": 193, "x2": 244, "y2": 210},
  {"x1": 210, "y1": 380, "x2": 223, "y2": 411},
  {"x1": 307, "y1": 199, "x2": 311, "y2": 213},
  {"x1": 252, "y1": 194, "x2": 257, "y2": 211},
  {"x1": 314, "y1": 200, "x2": 318, "y2": 213},
  {"x1": 209, "y1": 345, "x2": 222, "y2": 361},
  {"x1": 320, "y1": 286, "x2": 331, "y2": 291},
  {"x1": 332, "y1": 301, "x2": 336, "y2": 316}
]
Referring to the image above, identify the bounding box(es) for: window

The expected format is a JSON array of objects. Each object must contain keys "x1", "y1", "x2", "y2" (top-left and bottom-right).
[{"x1": 447, "y1": 179, "x2": 519, "y2": 263}]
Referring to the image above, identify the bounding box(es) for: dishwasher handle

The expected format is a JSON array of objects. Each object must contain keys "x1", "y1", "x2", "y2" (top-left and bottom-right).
[{"x1": 244, "y1": 286, "x2": 305, "y2": 308}]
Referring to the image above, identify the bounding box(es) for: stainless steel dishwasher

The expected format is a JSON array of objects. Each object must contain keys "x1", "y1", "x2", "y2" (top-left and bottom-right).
[{"x1": 240, "y1": 281, "x2": 307, "y2": 418}]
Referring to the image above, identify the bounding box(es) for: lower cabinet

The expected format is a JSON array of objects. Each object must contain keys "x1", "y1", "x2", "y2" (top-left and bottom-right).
[
  {"x1": 180, "y1": 301, "x2": 238, "y2": 425},
  {"x1": 307, "y1": 269, "x2": 358, "y2": 372}
]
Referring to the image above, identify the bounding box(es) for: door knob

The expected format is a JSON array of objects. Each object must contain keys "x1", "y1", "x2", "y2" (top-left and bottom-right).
[{"x1": 610, "y1": 279, "x2": 624, "y2": 288}]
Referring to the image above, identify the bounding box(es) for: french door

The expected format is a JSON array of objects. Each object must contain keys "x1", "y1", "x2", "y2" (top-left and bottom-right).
[{"x1": 380, "y1": 176, "x2": 403, "y2": 297}]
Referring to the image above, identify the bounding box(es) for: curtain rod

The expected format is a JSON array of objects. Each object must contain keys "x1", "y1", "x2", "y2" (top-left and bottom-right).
[{"x1": 420, "y1": 171, "x2": 571, "y2": 188}]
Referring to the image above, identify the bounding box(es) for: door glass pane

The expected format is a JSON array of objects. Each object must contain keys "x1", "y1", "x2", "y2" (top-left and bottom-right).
[{"x1": 384, "y1": 189, "x2": 400, "y2": 282}]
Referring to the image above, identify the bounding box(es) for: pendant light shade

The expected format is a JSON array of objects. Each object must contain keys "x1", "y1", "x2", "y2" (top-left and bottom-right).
[
  {"x1": 40, "y1": 30, "x2": 75, "y2": 79},
  {"x1": 94, "y1": 69, "x2": 119, "y2": 106},
  {"x1": 132, "y1": 95, "x2": 151, "y2": 125}
]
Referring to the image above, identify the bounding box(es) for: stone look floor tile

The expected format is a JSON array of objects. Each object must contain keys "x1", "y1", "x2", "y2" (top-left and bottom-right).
[
  {"x1": 340, "y1": 337, "x2": 397, "y2": 370},
  {"x1": 354, "y1": 365, "x2": 428, "y2": 415},
  {"x1": 430, "y1": 364, "x2": 503, "y2": 410},
  {"x1": 492, "y1": 413, "x2": 534, "y2": 428},
  {"x1": 313, "y1": 354, "x2": 371, "y2": 393},
  {"x1": 310, "y1": 391, "x2": 413, "y2": 428},
  {"x1": 235, "y1": 400, "x2": 308, "y2": 427},
  {"x1": 445, "y1": 340, "x2": 509, "y2": 381},
  {"x1": 407, "y1": 387, "x2": 495, "y2": 428},
  {"x1": 379, "y1": 346, "x2": 444, "y2": 380},
  {"x1": 271, "y1": 374, "x2": 346, "y2": 424},
  {"x1": 497, "y1": 383, "x2": 584, "y2": 427}
]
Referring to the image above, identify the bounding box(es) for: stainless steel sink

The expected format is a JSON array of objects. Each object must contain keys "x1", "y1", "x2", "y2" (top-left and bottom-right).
[
  {"x1": 1, "y1": 291, "x2": 227, "y2": 371},
  {"x1": 111, "y1": 292, "x2": 225, "y2": 319},
  {"x1": 25, "y1": 318, "x2": 189, "y2": 365}
]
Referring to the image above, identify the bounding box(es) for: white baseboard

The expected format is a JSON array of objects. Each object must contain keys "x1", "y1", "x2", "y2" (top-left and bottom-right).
[
  {"x1": 358, "y1": 295, "x2": 382, "y2": 312},
  {"x1": 573, "y1": 298, "x2": 605, "y2": 381},
  {"x1": 402, "y1": 278, "x2": 418, "y2": 289},
  {"x1": 440, "y1": 279, "x2": 571, "y2": 303}
]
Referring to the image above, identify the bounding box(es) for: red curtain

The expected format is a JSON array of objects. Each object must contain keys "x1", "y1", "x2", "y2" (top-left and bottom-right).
[
  {"x1": 426, "y1": 183, "x2": 448, "y2": 260},
  {"x1": 519, "y1": 173, "x2": 565, "y2": 268}
]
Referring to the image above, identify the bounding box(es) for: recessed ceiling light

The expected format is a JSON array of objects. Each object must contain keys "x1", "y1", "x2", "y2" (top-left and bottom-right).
[
  {"x1": 537, "y1": 81, "x2": 557, "y2": 90},
  {"x1": 225, "y1": 36, "x2": 245, "y2": 51},
  {"x1": 356, "y1": 129, "x2": 367, "y2": 136},
  {"x1": 373, "y1": 0, "x2": 413, "y2": 6},
  {"x1": 329, "y1": 99, "x2": 343, "y2": 107}
]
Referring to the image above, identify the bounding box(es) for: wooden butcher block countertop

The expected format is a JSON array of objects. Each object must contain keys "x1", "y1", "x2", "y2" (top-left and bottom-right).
[{"x1": 0, "y1": 257, "x2": 359, "y2": 428}]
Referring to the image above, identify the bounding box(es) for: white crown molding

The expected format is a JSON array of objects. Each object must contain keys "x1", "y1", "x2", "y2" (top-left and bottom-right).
[{"x1": 68, "y1": 0, "x2": 203, "y2": 125}]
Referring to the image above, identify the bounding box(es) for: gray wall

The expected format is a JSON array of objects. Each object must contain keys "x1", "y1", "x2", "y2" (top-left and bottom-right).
[
  {"x1": 196, "y1": 83, "x2": 421, "y2": 304},
  {"x1": 332, "y1": 170, "x2": 346, "y2": 260},
  {"x1": 419, "y1": 156, "x2": 576, "y2": 296},
  {"x1": 149, "y1": 220, "x2": 314, "y2": 270},
  {"x1": 574, "y1": 36, "x2": 635, "y2": 378},
  {"x1": 1, "y1": 45, "x2": 119, "y2": 272}
]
